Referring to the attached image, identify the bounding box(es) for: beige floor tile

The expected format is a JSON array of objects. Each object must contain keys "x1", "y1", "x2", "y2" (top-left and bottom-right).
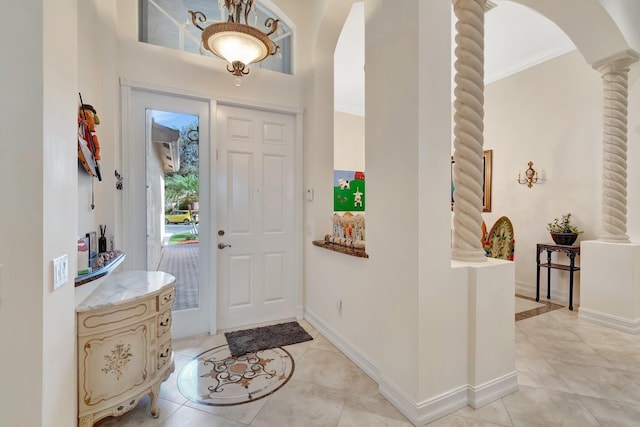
[
  {"x1": 283, "y1": 337, "x2": 314, "y2": 360},
  {"x1": 623, "y1": 370, "x2": 640, "y2": 387},
  {"x1": 184, "y1": 397, "x2": 270, "y2": 425},
  {"x1": 513, "y1": 336, "x2": 543, "y2": 359},
  {"x1": 451, "y1": 399, "x2": 513, "y2": 426},
  {"x1": 514, "y1": 297, "x2": 544, "y2": 314},
  {"x1": 295, "y1": 348, "x2": 358, "y2": 390},
  {"x1": 514, "y1": 355, "x2": 556, "y2": 375},
  {"x1": 571, "y1": 325, "x2": 640, "y2": 349},
  {"x1": 161, "y1": 405, "x2": 250, "y2": 426},
  {"x1": 337, "y1": 394, "x2": 412, "y2": 426},
  {"x1": 546, "y1": 359, "x2": 640, "y2": 405},
  {"x1": 501, "y1": 386, "x2": 600, "y2": 427},
  {"x1": 427, "y1": 414, "x2": 508, "y2": 426},
  {"x1": 93, "y1": 304, "x2": 640, "y2": 427},
  {"x1": 577, "y1": 395, "x2": 640, "y2": 427},
  {"x1": 516, "y1": 369, "x2": 573, "y2": 393},
  {"x1": 347, "y1": 367, "x2": 380, "y2": 398},
  {"x1": 526, "y1": 336, "x2": 614, "y2": 368},
  {"x1": 94, "y1": 396, "x2": 181, "y2": 426},
  {"x1": 310, "y1": 334, "x2": 342, "y2": 352},
  {"x1": 172, "y1": 332, "x2": 228, "y2": 357},
  {"x1": 516, "y1": 319, "x2": 583, "y2": 342},
  {"x1": 588, "y1": 343, "x2": 640, "y2": 373},
  {"x1": 298, "y1": 318, "x2": 321, "y2": 338},
  {"x1": 250, "y1": 379, "x2": 346, "y2": 427},
  {"x1": 158, "y1": 353, "x2": 191, "y2": 405}
]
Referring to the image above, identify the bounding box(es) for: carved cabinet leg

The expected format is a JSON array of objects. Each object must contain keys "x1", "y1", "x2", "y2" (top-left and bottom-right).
[
  {"x1": 149, "y1": 384, "x2": 161, "y2": 418},
  {"x1": 78, "y1": 415, "x2": 94, "y2": 427}
]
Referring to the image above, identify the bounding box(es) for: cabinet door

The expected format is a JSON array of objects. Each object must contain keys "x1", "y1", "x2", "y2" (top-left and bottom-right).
[{"x1": 79, "y1": 324, "x2": 149, "y2": 408}]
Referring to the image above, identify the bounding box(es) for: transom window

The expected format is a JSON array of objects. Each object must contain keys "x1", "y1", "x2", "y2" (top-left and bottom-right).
[{"x1": 139, "y1": 0, "x2": 292, "y2": 75}]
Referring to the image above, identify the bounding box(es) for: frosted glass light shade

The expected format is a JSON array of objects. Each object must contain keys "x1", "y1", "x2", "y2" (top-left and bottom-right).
[
  {"x1": 202, "y1": 22, "x2": 275, "y2": 65},
  {"x1": 207, "y1": 31, "x2": 267, "y2": 65}
]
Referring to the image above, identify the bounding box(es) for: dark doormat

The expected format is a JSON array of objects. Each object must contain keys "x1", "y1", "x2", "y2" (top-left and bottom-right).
[{"x1": 225, "y1": 321, "x2": 313, "y2": 357}]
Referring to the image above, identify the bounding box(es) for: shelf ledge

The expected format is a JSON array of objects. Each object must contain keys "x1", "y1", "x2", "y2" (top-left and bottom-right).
[
  {"x1": 75, "y1": 251, "x2": 126, "y2": 287},
  {"x1": 312, "y1": 240, "x2": 369, "y2": 258}
]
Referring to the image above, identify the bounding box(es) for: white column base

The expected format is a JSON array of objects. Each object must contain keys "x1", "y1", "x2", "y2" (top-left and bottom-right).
[
  {"x1": 579, "y1": 240, "x2": 640, "y2": 334},
  {"x1": 464, "y1": 258, "x2": 518, "y2": 408}
]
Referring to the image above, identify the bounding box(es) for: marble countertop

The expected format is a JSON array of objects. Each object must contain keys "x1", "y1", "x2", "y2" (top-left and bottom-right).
[{"x1": 76, "y1": 270, "x2": 175, "y2": 312}]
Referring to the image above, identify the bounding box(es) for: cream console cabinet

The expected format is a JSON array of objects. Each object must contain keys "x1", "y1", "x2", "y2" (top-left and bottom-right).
[{"x1": 76, "y1": 271, "x2": 176, "y2": 427}]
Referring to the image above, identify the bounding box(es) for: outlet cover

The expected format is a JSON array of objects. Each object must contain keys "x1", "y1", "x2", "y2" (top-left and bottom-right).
[{"x1": 53, "y1": 254, "x2": 69, "y2": 290}]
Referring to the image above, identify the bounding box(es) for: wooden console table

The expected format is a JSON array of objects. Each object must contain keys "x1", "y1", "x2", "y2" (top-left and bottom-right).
[
  {"x1": 76, "y1": 271, "x2": 175, "y2": 426},
  {"x1": 536, "y1": 243, "x2": 580, "y2": 310}
]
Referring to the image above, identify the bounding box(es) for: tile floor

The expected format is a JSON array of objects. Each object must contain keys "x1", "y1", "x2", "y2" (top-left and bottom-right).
[{"x1": 96, "y1": 301, "x2": 640, "y2": 426}]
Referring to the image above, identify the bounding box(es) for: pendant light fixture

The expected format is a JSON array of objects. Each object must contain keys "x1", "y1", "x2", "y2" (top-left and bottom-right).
[{"x1": 189, "y1": 0, "x2": 280, "y2": 82}]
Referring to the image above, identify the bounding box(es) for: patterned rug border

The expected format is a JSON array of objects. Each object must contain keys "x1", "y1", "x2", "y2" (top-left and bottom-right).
[
  {"x1": 177, "y1": 344, "x2": 295, "y2": 407},
  {"x1": 515, "y1": 294, "x2": 565, "y2": 322}
]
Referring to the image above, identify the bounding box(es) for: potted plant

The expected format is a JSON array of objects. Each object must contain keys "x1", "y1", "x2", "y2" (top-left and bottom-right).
[{"x1": 547, "y1": 213, "x2": 583, "y2": 245}]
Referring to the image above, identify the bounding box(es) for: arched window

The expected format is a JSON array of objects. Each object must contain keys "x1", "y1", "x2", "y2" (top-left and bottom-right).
[{"x1": 139, "y1": 0, "x2": 292, "y2": 75}]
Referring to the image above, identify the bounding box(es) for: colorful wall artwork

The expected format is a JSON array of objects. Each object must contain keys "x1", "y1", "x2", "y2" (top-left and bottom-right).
[{"x1": 334, "y1": 170, "x2": 365, "y2": 212}]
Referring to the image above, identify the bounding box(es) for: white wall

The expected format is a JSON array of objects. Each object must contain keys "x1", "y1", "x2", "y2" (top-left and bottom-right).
[
  {"x1": 0, "y1": 0, "x2": 78, "y2": 426},
  {"x1": 0, "y1": 2, "x2": 46, "y2": 424},
  {"x1": 483, "y1": 49, "x2": 640, "y2": 302},
  {"x1": 627, "y1": 65, "x2": 640, "y2": 239},
  {"x1": 334, "y1": 111, "x2": 365, "y2": 171},
  {"x1": 305, "y1": 0, "x2": 468, "y2": 407},
  {"x1": 78, "y1": 0, "x2": 120, "y2": 250}
]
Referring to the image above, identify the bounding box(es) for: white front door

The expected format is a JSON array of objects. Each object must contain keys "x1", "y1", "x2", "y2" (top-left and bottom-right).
[{"x1": 216, "y1": 105, "x2": 297, "y2": 330}]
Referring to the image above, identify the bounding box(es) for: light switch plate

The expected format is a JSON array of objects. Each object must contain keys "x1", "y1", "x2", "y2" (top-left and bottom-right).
[{"x1": 53, "y1": 254, "x2": 68, "y2": 290}]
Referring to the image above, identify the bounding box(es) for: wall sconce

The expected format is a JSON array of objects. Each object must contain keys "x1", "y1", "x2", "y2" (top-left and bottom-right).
[{"x1": 517, "y1": 161, "x2": 539, "y2": 188}]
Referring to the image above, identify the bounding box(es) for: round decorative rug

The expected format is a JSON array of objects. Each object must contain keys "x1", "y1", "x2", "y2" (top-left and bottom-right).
[{"x1": 177, "y1": 345, "x2": 294, "y2": 406}]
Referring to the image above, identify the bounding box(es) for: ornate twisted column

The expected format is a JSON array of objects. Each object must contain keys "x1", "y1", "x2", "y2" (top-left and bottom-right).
[
  {"x1": 452, "y1": 0, "x2": 487, "y2": 262},
  {"x1": 594, "y1": 50, "x2": 639, "y2": 243}
]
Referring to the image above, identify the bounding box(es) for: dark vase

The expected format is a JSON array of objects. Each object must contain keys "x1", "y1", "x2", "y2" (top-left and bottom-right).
[{"x1": 551, "y1": 232, "x2": 578, "y2": 246}]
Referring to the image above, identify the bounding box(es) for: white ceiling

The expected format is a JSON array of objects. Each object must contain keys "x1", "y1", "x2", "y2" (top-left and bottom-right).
[{"x1": 334, "y1": 1, "x2": 576, "y2": 117}]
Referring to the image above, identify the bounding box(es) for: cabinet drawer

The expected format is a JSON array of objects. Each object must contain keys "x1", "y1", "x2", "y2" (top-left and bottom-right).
[
  {"x1": 157, "y1": 309, "x2": 172, "y2": 339},
  {"x1": 158, "y1": 287, "x2": 175, "y2": 310},
  {"x1": 158, "y1": 339, "x2": 172, "y2": 370},
  {"x1": 78, "y1": 299, "x2": 154, "y2": 334}
]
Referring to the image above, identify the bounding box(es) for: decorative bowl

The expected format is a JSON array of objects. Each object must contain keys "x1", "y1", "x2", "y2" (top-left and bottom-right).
[{"x1": 551, "y1": 232, "x2": 578, "y2": 246}]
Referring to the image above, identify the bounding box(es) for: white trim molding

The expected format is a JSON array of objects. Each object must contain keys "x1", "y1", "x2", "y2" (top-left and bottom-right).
[
  {"x1": 304, "y1": 309, "x2": 519, "y2": 426},
  {"x1": 380, "y1": 378, "x2": 468, "y2": 426},
  {"x1": 303, "y1": 309, "x2": 380, "y2": 382},
  {"x1": 579, "y1": 307, "x2": 640, "y2": 334},
  {"x1": 467, "y1": 371, "x2": 518, "y2": 408}
]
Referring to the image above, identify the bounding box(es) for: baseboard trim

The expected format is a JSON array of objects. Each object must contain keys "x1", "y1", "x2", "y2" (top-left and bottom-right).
[
  {"x1": 379, "y1": 377, "x2": 468, "y2": 425},
  {"x1": 468, "y1": 371, "x2": 519, "y2": 408},
  {"x1": 579, "y1": 307, "x2": 640, "y2": 334},
  {"x1": 515, "y1": 281, "x2": 534, "y2": 297},
  {"x1": 303, "y1": 309, "x2": 380, "y2": 382},
  {"x1": 515, "y1": 281, "x2": 575, "y2": 307},
  {"x1": 304, "y1": 309, "x2": 519, "y2": 426}
]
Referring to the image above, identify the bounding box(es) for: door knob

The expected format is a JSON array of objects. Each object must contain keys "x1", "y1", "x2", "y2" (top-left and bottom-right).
[{"x1": 217, "y1": 242, "x2": 231, "y2": 249}]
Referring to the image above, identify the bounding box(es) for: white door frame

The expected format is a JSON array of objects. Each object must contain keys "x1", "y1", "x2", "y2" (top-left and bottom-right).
[
  {"x1": 121, "y1": 83, "x2": 214, "y2": 338},
  {"x1": 120, "y1": 79, "x2": 303, "y2": 336}
]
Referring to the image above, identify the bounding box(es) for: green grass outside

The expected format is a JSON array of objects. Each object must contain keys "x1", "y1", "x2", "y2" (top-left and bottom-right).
[{"x1": 168, "y1": 231, "x2": 199, "y2": 245}]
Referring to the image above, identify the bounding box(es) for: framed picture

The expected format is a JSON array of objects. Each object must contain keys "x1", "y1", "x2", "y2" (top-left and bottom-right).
[
  {"x1": 451, "y1": 149, "x2": 493, "y2": 212},
  {"x1": 86, "y1": 231, "x2": 97, "y2": 259},
  {"x1": 333, "y1": 170, "x2": 365, "y2": 212}
]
